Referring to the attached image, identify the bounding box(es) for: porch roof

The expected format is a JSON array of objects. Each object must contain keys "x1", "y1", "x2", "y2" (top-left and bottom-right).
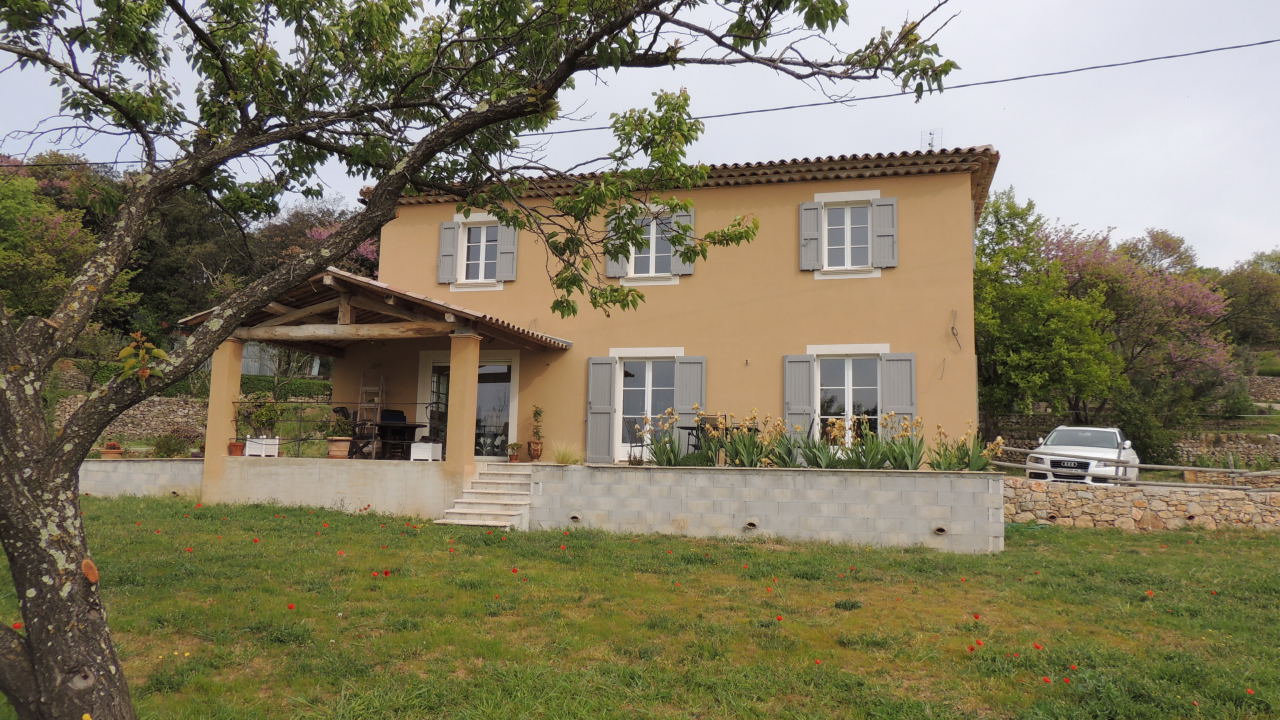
[{"x1": 179, "y1": 267, "x2": 571, "y2": 356}]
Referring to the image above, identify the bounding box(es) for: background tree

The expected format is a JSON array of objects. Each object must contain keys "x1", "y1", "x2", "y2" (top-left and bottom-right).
[
  {"x1": 0, "y1": 1, "x2": 959, "y2": 717},
  {"x1": 973, "y1": 189, "x2": 1119, "y2": 429},
  {"x1": 1216, "y1": 249, "x2": 1280, "y2": 349}
]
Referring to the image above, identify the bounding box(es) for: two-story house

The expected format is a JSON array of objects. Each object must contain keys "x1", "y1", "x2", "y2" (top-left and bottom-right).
[{"x1": 195, "y1": 146, "x2": 998, "y2": 492}]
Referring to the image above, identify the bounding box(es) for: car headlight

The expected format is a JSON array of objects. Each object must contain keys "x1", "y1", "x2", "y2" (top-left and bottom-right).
[{"x1": 1028, "y1": 455, "x2": 1045, "y2": 464}]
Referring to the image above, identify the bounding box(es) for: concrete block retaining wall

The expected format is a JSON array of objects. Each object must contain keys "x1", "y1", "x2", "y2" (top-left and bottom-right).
[
  {"x1": 208, "y1": 457, "x2": 456, "y2": 518},
  {"x1": 528, "y1": 465, "x2": 1005, "y2": 553},
  {"x1": 1003, "y1": 476, "x2": 1280, "y2": 530},
  {"x1": 80, "y1": 459, "x2": 203, "y2": 497}
]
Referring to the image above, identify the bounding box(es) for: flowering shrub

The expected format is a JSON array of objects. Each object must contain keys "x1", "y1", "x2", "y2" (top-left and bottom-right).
[{"x1": 926, "y1": 424, "x2": 1005, "y2": 471}]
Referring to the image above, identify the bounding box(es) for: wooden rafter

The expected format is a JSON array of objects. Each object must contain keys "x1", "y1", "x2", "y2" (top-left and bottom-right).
[
  {"x1": 234, "y1": 320, "x2": 457, "y2": 342},
  {"x1": 254, "y1": 299, "x2": 340, "y2": 327}
]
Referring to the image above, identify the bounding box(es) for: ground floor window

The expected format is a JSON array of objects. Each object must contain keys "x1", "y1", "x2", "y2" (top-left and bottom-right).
[
  {"x1": 619, "y1": 358, "x2": 675, "y2": 457},
  {"x1": 817, "y1": 356, "x2": 879, "y2": 441}
]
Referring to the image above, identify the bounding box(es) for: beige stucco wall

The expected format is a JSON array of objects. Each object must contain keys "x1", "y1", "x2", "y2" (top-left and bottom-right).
[
  {"x1": 343, "y1": 172, "x2": 979, "y2": 456},
  {"x1": 210, "y1": 457, "x2": 454, "y2": 517}
]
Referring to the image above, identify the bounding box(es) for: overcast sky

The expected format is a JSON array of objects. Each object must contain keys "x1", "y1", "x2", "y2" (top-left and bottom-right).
[{"x1": 3, "y1": 0, "x2": 1278, "y2": 268}]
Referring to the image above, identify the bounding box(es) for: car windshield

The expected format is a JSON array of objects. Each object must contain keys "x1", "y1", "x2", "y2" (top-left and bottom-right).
[{"x1": 1043, "y1": 428, "x2": 1119, "y2": 449}]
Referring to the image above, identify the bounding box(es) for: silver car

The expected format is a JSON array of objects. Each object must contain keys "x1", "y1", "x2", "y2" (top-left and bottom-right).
[{"x1": 1026, "y1": 426, "x2": 1139, "y2": 484}]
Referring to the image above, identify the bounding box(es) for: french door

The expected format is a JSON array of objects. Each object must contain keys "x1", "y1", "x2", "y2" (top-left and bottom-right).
[{"x1": 617, "y1": 359, "x2": 676, "y2": 460}]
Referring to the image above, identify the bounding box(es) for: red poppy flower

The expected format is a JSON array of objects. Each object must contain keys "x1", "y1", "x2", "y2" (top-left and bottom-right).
[
  {"x1": 814, "y1": 659, "x2": 821, "y2": 664},
  {"x1": 154, "y1": 530, "x2": 161, "y2": 534},
  {"x1": 512, "y1": 568, "x2": 519, "y2": 574},
  {"x1": 252, "y1": 538, "x2": 260, "y2": 543},
  {"x1": 381, "y1": 545, "x2": 388, "y2": 549},
  {"x1": 968, "y1": 646, "x2": 975, "y2": 653},
  {"x1": 184, "y1": 547, "x2": 193, "y2": 553},
  {"x1": 742, "y1": 564, "x2": 749, "y2": 569},
  {"x1": 838, "y1": 573, "x2": 845, "y2": 578},
  {"x1": 1042, "y1": 677, "x2": 1051, "y2": 683},
  {"x1": 1033, "y1": 643, "x2": 1044, "y2": 650},
  {"x1": 560, "y1": 545, "x2": 566, "y2": 550},
  {"x1": 287, "y1": 603, "x2": 296, "y2": 610},
  {"x1": 135, "y1": 522, "x2": 142, "y2": 526},
  {"x1": 766, "y1": 587, "x2": 773, "y2": 592},
  {"x1": 776, "y1": 615, "x2": 783, "y2": 621},
  {"x1": 315, "y1": 532, "x2": 321, "y2": 536},
  {"x1": 1247, "y1": 689, "x2": 1255, "y2": 695},
  {"x1": 494, "y1": 594, "x2": 500, "y2": 599},
  {"x1": 1192, "y1": 701, "x2": 1199, "y2": 707},
  {"x1": 1211, "y1": 591, "x2": 1218, "y2": 595},
  {"x1": 665, "y1": 550, "x2": 672, "y2": 554},
  {"x1": 674, "y1": 582, "x2": 681, "y2": 587},
  {"x1": 521, "y1": 577, "x2": 527, "y2": 582},
  {"x1": 486, "y1": 530, "x2": 493, "y2": 535},
  {"x1": 1145, "y1": 590, "x2": 1155, "y2": 597},
  {"x1": 372, "y1": 571, "x2": 379, "y2": 577},
  {"x1": 1063, "y1": 677, "x2": 1071, "y2": 684},
  {"x1": 337, "y1": 550, "x2": 345, "y2": 556},
  {"x1": 383, "y1": 570, "x2": 390, "y2": 576},
  {"x1": 849, "y1": 566, "x2": 856, "y2": 571},
  {"x1": 1013, "y1": 653, "x2": 1020, "y2": 657},
  {"x1": 1069, "y1": 664, "x2": 1078, "y2": 670},
  {"x1": 960, "y1": 577, "x2": 967, "y2": 582},
  {"x1": 11, "y1": 622, "x2": 22, "y2": 630},
  {"x1": 195, "y1": 503, "x2": 203, "y2": 508},
  {"x1": 973, "y1": 613, "x2": 981, "y2": 620},
  {"x1": 323, "y1": 523, "x2": 330, "y2": 528},
  {"x1": 1034, "y1": 571, "x2": 1040, "y2": 575},
  {"x1": 448, "y1": 548, "x2": 455, "y2": 553},
  {"x1": 563, "y1": 531, "x2": 570, "y2": 536},
  {"x1": 183, "y1": 514, "x2": 190, "y2": 518},
  {"x1": 501, "y1": 536, "x2": 507, "y2": 541},
  {"x1": 976, "y1": 640, "x2": 984, "y2": 646}
]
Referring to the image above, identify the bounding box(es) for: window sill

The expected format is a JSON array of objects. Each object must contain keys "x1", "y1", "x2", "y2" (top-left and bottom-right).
[
  {"x1": 449, "y1": 280, "x2": 504, "y2": 292},
  {"x1": 621, "y1": 274, "x2": 680, "y2": 287},
  {"x1": 814, "y1": 267, "x2": 881, "y2": 280}
]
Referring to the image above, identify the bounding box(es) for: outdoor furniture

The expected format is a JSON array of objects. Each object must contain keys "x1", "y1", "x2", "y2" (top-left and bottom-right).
[
  {"x1": 410, "y1": 442, "x2": 443, "y2": 461},
  {"x1": 333, "y1": 407, "x2": 379, "y2": 459},
  {"x1": 375, "y1": 409, "x2": 426, "y2": 460},
  {"x1": 245, "y1": 437, "x2": 281, "y2": 457}
]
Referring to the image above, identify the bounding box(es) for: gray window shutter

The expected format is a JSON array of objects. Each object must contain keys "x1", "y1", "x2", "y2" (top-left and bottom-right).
[
  {"x1": 585, "y1": 357, "x2": 616, "y2": 463},
  {"x1": 604, "y1": 254, "x2": 627, "y2": 278},
  {"x1": 496, "y1": 225, "x2": 517, "y2": 281},
  {"x1": 670, "y1": 209, "x2": 695, "y2": 276},
  {"x1": 674, "y1": 356, "x2": 706, "y2": 453},
  {"x1": 879, "y1": 352, "x2": 916, "y2": 436},
  {"x1": 783, "y1": 354, "x2": 816, "y2": 437},
  {"x1": 799, "y1": 202, "x2": 822, "y2": 270},
  {"x1": 438, "y1": 222, "x2": 459, "y2": 284},
  {"x1": 871, "y1": 197, "x2": 898, "y2": 268}
]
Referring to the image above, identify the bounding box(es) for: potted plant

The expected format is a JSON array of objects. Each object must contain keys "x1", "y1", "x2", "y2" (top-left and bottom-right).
[
  {"x1": 527, "y1": 405, "x2": 544, "y2": 461},
  {"x1": 507, "y1": 442, "x2": 523, "y2": 463},
  {"x1": 227, "y1": 439, "x2": 246, "y2": 456},
  {"x1": 326, "y1": 411, "x2": 354, "y2": 459},
  {"x1": 236, "y1": 392, "x2": 284, "y2": 457},
  {"x1": 99, "y1": 441, "x2": 124, "y2": 460}
]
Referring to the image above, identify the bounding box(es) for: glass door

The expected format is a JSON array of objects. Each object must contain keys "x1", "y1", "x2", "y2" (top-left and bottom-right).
[
  {"x1": 475, "y1": 363, "x2": 512, "y2": 457},
  {"x1": 618, "y1": 359, "x2": 675, "y2": 460}
]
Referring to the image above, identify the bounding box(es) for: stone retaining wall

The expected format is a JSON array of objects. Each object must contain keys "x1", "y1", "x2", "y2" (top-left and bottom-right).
[
  {"x1": 1248, "y1": 376, "x2": 1280, "y2": 403},
  {"x1": 529, "y1": 465, "x2": 1005, "y2": 553},
  {"x1": 1003, "y1": 476, "x2": 1280, "y2": 530},
  {"x1": 1173, "y1": 432, "x2": 1280, "y2": 466},
  {"x1": 57, "y1": 395, "x2": 207, "y2": 443}
]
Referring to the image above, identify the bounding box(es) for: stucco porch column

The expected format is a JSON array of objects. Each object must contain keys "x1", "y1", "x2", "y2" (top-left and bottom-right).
[
  {"x1": 201, "y1": 338, "x2": 244, "y2": 497},
  {"x1": 443, "y1": 331, "x2": 482, "y2": 486}
]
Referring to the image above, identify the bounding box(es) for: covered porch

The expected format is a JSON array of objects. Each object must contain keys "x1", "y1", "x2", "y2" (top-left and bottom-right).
[{"x1": 183, "y1": 268, "x2": 571, "y2": 498}]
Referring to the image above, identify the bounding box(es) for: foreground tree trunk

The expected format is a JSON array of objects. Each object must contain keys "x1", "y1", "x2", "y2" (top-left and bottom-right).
[{"x1": 0, "y1": 455, "x2": 135, "y2": 720}]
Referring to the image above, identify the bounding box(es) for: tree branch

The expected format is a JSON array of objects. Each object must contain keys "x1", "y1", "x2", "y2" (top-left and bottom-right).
[
  {"x1": 0, "y1": 627, "x2": 39, "y2": 720},
  {"x1": 162, "y1": 0, "x2": 253, "y2": 128}
]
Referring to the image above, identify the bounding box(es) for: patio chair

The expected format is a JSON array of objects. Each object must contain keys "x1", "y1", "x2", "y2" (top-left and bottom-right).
[
  {"x1": 379, "y1": 408, "x2": 411, "y2": 460},
  {"x1": 334, "y1": 407, "x2": 377, "y2": 459}
]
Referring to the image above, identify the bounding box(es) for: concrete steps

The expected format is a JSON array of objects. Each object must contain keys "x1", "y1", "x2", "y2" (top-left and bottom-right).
[{"x1": 434, "y1": 463, "x2": 533, "y2": 529}]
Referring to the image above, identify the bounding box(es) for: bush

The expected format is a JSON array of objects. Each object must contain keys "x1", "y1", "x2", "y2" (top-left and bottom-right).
[{"x1": 151, "y1": 434, "x2": 193, "y2": 458}]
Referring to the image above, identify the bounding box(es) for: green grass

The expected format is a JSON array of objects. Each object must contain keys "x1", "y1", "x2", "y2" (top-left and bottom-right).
[{"x1": 3, "y1": 497, "x2": 1279, "y2": 719}]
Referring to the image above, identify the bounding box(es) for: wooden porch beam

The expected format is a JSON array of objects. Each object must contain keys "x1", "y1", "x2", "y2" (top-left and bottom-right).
[
  {"x1": 235, "y1": 320, "x2": 457, "y2": 342},
  {"x1": 261, "y1": 340, "x2": 345, "y2": 359},
  {"x1": 255, "y1": 299, "x2": 340, "y2": 327},
  {"x1": 337, "y1": 293, "x2": 353, "y2": 324},
  {"x1": 264, "y1": 302, "x2": 297, "y2": 315},
  {"x1": 349, "y1": 295, "x2": 435, "y2": 323}
]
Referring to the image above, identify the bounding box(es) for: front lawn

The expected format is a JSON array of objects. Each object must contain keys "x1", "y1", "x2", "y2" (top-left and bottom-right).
[{"x1": 2, "y1": 496, "x2": 1277, "y2": 719}]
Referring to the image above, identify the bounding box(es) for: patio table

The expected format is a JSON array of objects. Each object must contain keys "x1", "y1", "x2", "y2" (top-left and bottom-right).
[{"x1": 373, "y1": 421, "x2": 427, "y2": 460}]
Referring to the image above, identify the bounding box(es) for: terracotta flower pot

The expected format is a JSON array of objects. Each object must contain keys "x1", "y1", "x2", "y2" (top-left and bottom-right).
[
  {"x1": 99, "y1": 448, "x2": 124, "y2": 460},
  {"x1": 527, "y1": 440, "x2": 543, "y2": 461},
  {"x1": 227, "y1": 441, "x2": 246, "y2": 457},
  {"x1": 326, "y1": 437, "x2": 352, "y2": 459},
  {"x1": 508, "y1": 454, "x2": 520, "y2": 463}
]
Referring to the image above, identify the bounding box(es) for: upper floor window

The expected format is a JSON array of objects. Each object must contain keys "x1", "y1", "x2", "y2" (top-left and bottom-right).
[
  {"x1": 824, "y1": 204, "x2": 871, "y2": 269},
  {"x1": 437, "y1": 217, "x2": 517, "y2": 289},
  {"x1": 799, "y1": 195, "x2": 898, "y2": 276},
  {"x1": 462, "y1": 224, "x2": 500, "y2": 282},
  {"x1": 630, "y1": 217, "x2": 674, "y2": 277},
  {"x1": 605, "y1": 209, "x2": 695, "y2": 284}
]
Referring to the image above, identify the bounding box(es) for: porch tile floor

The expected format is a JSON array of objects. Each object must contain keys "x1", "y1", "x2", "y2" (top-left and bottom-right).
[{"x1": 434, "y1": 463, "x2": 532, "y2": 530}]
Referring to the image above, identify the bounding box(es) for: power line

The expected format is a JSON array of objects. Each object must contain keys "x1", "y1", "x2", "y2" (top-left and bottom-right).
[{"x1": 7, "y1": 36, "x2": 1279, "y2": 167}]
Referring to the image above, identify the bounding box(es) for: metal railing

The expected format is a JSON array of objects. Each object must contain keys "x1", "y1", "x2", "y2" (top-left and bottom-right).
[{"x1": 997, "y1": 446, "x2": 1280, "y2": 486}]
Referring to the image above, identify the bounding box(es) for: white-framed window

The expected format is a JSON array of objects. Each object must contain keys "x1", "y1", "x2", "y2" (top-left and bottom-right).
[
  {"x1": 816, "y1": 356, "x2": 879, "y2": 441},
  {"x1": 617, "y1": 358, "x2": 676, "y2": 460},
  {"x1": 460, "y1": 223, "x2": 500, "y2": 282},
  {"x1": 628, "y1": 216, "x2": 674, "y2": 277},
  {"x1": 823, "y1": 204, "x2": 871, "y2": 270}
]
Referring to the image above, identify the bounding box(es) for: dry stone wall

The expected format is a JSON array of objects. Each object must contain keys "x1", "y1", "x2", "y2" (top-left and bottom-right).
[
  {"x1": 1173, "y1": 432, "x2": 1280, "y2": 466},
  {"x1": 1003, "y1": 476, "x2": 1280, "y2": 531},
  {"x1": 1248, "y1": 376, "x2": 1280, "y2": 404},
  {"x1": 56, "y1": 395, "x2": 207, "y2": 443}
]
